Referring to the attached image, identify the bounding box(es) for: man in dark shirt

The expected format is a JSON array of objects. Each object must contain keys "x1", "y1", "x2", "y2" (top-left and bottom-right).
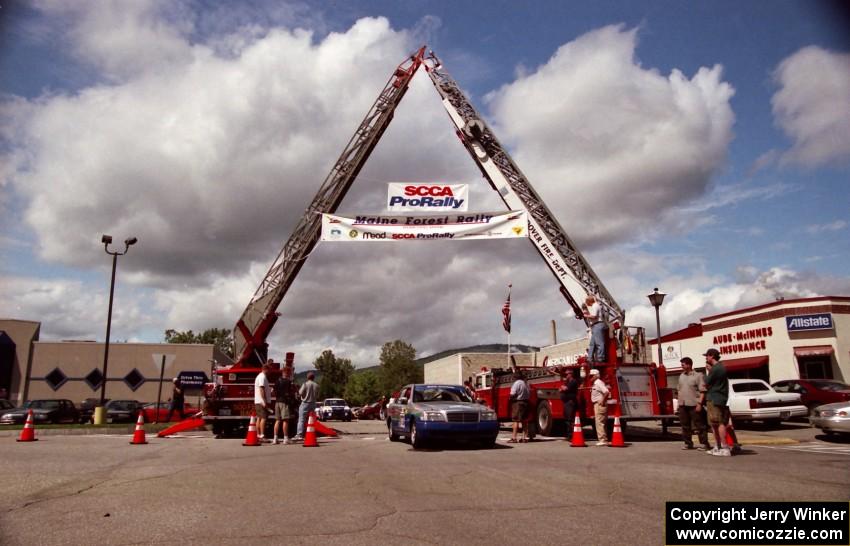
[
  {"x1": 273, "y1": 365, "x2": 295, "y2": 444},
  {"x1": 702, "y1": 348, "x2": 731, "y2": 457},
  {"x1": 166, "y1": 378, "x2": 185, "y2": 422},
  {"x1": 559, "y1": 369, "x2": 579, "y2": 440}
]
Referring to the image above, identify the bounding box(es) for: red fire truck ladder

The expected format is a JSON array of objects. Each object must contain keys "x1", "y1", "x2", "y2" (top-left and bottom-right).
[
  {"x1": 422, "y1": 51, "x2": 624, "y2": 327},
  {"x1": 232, "y1": 46, "x2": 625, "y2": 367},
  {"x1": 232, "y1": 47, "x2": 426, "y2": 365}
]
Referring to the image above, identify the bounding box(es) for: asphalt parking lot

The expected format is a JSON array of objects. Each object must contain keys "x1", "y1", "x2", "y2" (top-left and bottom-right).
[{"x1": 2, "y1": 419, "x2": 849, "y2": 545}]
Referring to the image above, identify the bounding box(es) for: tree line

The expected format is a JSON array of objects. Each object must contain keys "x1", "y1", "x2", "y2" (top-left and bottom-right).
[{"x1": 165, "y1": 328, "x2": 422, "y2": 406}]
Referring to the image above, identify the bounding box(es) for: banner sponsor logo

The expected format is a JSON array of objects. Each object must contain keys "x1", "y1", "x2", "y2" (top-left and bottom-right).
[
  {"x1": 321, "y1": 211, "x2": 527, "y2": 242},
  {"x1": 387, "y1": 183, "x2": 468, "y2": 211},
  {"x1": 786, "y1": 313, "x2": 833, "y2": 332}
]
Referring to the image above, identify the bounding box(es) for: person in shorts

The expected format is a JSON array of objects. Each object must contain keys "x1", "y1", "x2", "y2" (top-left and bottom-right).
[
  {"x1": 254, "y1": 363, "x2": 272, "y2": 442},
  {"x1": 509, "y1": 371, "x2": 530, "y2": 443},
  {"x1": 702, "y1": 348, "x2": 731, "y2": 456},
  {"x1": 273, "y1": 364, "x2": 295, "y2": 444}
]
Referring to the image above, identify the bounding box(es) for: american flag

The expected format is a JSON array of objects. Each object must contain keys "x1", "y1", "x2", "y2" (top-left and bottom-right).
[{"x1": 502, "y1": 285, "x2": 512, "y2": 333}]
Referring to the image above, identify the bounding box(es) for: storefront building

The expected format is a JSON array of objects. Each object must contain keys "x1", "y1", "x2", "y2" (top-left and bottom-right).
[{"x1": 651, "y1": 296, "x2": 849, "y2": 385}]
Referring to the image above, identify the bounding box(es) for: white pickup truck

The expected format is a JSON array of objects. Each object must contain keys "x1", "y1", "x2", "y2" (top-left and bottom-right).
[{"x1": 728, "y1": 379, "x2": 807, "y2": 424}]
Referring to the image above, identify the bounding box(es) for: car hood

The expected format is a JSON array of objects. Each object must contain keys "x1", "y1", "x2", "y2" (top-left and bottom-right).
[
  {"x1": 814, "y1": 402, "x2": 850, "y2": 412},
  {"x1": 413, "y1": 402, "x2": 483, "y2": 412},
  {"x1": 4, "y1": 408, "x2": 53, "y2": 415}
]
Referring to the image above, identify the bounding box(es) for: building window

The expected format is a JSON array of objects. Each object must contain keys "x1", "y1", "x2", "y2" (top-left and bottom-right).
[
  {"x1": 123, "y1": 369, "x2": 146, "y2": 391},
  {"x1": 45, "y1": 368, "x2": 68, "y2": 391},
  {"x1": 798, "y1": 358, "x2": 832, "y2": 380},
  {"x1": 84, "y1": 369, "x2": 104, "y2": 390}
]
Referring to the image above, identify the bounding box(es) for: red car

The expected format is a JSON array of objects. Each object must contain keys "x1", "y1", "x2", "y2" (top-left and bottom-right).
[
  {"x1": 139, "y1": 402, "x2": 201, "y2": 423},
  {"x1": 354, "y1": 401, "x2": 382, "y2": 420},
  {"x1": 772, "y1": 379, "x2": 850, "y2": 414}
]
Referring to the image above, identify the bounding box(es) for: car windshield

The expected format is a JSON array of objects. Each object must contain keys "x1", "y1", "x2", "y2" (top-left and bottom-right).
[
  {"x1": 732, "y1": 382, "x2": 770, "y2": 393},
  {"x1": 28, "y1": 400, "x2": 61, "y2": 410},
  {"x1": 326, "y1": 399, "x2": 346, "y2": 406},
  {"x1": 412, "y1": 386, "x2": 472, "y2": 403},
  {"x1": 110, "y1": 401, "x2": 136, "y2": 410},
  {"x1": 808, "y1": 380, "x2": 850, "y2": 392}
]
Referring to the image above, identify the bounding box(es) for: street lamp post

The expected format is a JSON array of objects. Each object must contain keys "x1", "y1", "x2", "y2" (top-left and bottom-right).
[
  {"x1": 647, "y1": 287, "x2": 666, "y2": 367},
  {"x1": 93, "y1": 235, "x2": 137, "y2": 425}
]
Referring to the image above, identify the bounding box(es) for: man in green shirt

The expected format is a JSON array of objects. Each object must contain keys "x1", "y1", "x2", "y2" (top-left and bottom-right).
[{"x1": 701, "y1": 348, "x2": 731, "y2": 456}]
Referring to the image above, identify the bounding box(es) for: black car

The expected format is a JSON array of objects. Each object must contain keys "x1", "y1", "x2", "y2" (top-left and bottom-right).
[
  {"x1": 0, "y1": 399, "x2": 80, "y2": 425},
  {"x1": 102, "y1": 400, "x2": 143, "y2": 423},
  {"x1": 79, "y1": 397, "x2": 110, "y2": 424}
]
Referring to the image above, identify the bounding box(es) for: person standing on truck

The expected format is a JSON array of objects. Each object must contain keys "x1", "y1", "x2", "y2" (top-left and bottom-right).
[
  {"x1": 582, "y1": 296, "x2": 607, "y2": 363},
  {"x1": 273, "y1": 365, "x2": 295, "y2": 444},
  {"x1": 702, "y1": 348, "x2": 731, "y2": 457},
  {"x1": 295, "y1": 371, "x2": 318, "y2": 440},
  {"x1": 166, "y1": 378, "x2": 185, "y2": 422},
  {"x1": 254, "y1": 363, "x2": 272, "y2": 442},
  {"x1": 559, "y1": 369, "x2": 579, "y2": 440},
  {"x1": 508, "y1": 371, "x2": 530, "y2": 443},
  {"x1": 676, "y1": 357, "x2": 711, "y2": 451},
  {"x1": 589, "y1": 369, "x2": 609, "y2": 446}
]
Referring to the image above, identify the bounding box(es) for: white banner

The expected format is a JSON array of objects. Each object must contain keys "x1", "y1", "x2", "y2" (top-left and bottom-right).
[
  {"x1": 387, "y1": 183, "x2": 468, "y2": 211},
  {"x1": 321, "y1": 211, "x2": 527, "y2": 242}
]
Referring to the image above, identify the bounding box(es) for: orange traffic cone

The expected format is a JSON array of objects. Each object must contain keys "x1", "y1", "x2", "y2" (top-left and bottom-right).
[
  {"x1": 610, "y1": 416, "x2": 626, "y2": 447},
  {"x1": 303, "y1": 411, "x2": 318, "y2": 448},
  {"x1": 130, "y1": 412, "x2": 148, "y2": 445},
  {"x1": 17, "y1": 409, "x2": 38, "y2": 442},
  {"x1": 725, "y1": 421, "x2": 739, "y2": 452},
  {"x1": 243, "y1": 413, "x2": 261, "y2": 446},
  {"x1": 570, "y1": 415, "x2": 586, "y2": 447}
]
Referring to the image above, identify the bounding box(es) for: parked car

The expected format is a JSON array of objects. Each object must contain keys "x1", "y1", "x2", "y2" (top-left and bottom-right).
[
  {"x1": 771, "y1": 379, "x2": 850, "y2": 415},
  {"x1": 387, "y1": 384, "x2": 499, "y2": 449},
  {"x1": 809, "y1": 402, "x2": 850, "y2": 437},
  {"x1": 728, "y1": 379, "x2": 807, "y2": 424},
  {"x1": 317, "y1": 398, "x2": 352, "y2": 421},
  {"x1": 101, "y1": 400, "x2": 143, "y2": 423},
  {"x1": 0, "y1": 399, "x2": 15, "y2": 411},
  {"x1": 0, "y1": 399, "x2": 80, "y2": 425},
  {"x1": 354, "y1": 401, "x2": 382, "y2": 420},
  {"x1": 139, "y1": 401, "x2": 200, "y2": 423},
  {"x1": 78, "y1": 397, "x2": 110, "y2": 424}
]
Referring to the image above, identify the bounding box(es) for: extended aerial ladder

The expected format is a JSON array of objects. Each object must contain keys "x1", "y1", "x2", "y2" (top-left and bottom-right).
[{"x1": 232, "y1": 46, "x2": 626, "y2": 367}]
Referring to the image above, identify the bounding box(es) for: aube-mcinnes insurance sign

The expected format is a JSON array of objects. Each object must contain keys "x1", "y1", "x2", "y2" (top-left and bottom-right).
[{"x1": 786, "y1": 313, "x2": 833, "y2": 332}]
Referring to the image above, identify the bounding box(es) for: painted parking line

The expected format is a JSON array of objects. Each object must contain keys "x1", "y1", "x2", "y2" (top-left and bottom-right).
[{"x1": 758, "y1": 443, "x2": 850, "y2": 456}]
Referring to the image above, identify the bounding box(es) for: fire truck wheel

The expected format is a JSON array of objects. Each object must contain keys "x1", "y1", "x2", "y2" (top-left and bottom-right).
[
  {"x1": 536, "y1": 401, "x2": 553, "y2": 437},
  {"x1": 387, "y1": 420, "x2": 400, "y2": 442}
]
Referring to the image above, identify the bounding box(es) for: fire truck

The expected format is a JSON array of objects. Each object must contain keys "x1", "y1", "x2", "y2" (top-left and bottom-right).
[{"x1": 202, "y1": 46, "x2": 675, "y2": 437}]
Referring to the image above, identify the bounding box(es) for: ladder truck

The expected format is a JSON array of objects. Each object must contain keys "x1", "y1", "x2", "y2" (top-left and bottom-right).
[
  {"x1": 419, "y1": 53, "x2": 675, "y2": 435},
  {"x1": 202, "y1": 46, "x2": 675, "y2": 437}
]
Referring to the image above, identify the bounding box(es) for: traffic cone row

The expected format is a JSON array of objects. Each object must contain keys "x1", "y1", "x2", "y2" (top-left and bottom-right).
[
  {"x1": 570, "y1": 415, "x2": 586, "y2": 447},
  {"x1": 610, "y1": 416, "x2": 626, "y2": 447},
  {"x1": 130, "y1": 411, "x2": 148, "y2": 445},
  {"x1": 242, "y1": 413, "x2": 261, "y2": 446},
  {"x1": 16, "y1": 409, "x2": 38, "y2": 442},
  {"x1": 303, "y1": 411, "x2": 318, "y2": 448}
]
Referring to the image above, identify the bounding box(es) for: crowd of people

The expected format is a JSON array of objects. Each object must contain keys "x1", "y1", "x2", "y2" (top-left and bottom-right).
[
  {"x1": 253, "y1": 362, "x2": 319, "y2": 445},
  {"x1": 503, "y1": 346, "x2": 740, "y2": 455}
]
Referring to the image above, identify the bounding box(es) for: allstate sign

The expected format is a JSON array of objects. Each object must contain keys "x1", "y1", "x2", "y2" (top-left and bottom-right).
[{"x1": 786, "y1": 313, "x2": 833, "y2": 332}]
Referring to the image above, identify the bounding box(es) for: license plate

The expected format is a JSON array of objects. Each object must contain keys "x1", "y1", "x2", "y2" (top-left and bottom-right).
[
  {"x1": 219, "y1": 408, "x2": 231, "y2": 416},
  {"x1": 780, "y1": 411, "x2": 790, "y2": 419}
]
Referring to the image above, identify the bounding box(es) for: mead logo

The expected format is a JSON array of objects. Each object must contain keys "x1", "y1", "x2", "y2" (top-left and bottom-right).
[{"x1": 786, "y1": 313, "x2": 833, "y2": 332}]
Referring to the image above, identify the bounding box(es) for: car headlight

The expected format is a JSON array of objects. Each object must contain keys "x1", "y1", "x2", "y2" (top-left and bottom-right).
[
  {"x1": 421, "y1": 411, "x2": 446, "y2": 422},
  {"x1": 34, "y1": 414, "x2": 49, "y2": 420},
  {"x1": 480, "y1": 410, "x2": 497, "y2": 421},
  {"x1": 1, "y1": 413, "x2": 11, "y2": 420}
]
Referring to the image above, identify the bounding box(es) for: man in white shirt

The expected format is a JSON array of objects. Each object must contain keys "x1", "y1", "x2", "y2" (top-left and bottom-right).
[
  {"x1": 589, "y1": 369, "x2": 610, "y2": 446},
  {"x1": 582, "y1": 296, "x2": 607, "y2": 363},
  {"x1": 508, "y1": 371, "x2": 530, "y2": 443},
  {"x1": 254, "y1": 363, "x2": 272, "y2": 442}
]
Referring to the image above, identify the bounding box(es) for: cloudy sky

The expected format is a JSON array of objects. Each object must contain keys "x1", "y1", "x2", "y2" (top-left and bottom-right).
[{"x1": 1, "y1": 1, "x2": 849, "y2": 370}]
